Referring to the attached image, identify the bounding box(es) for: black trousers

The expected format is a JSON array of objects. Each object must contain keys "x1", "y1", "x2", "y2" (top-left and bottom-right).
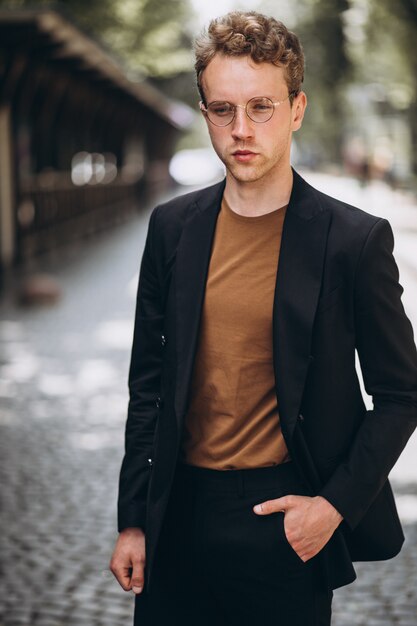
[{"x1": 135, "y1": 461, "x2": 333, "y2": 626}]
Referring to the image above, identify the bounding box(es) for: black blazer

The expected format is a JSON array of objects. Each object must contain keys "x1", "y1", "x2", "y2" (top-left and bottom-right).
[{"x1": 117, "y1": 169, "x2": 417, "y2": 591}]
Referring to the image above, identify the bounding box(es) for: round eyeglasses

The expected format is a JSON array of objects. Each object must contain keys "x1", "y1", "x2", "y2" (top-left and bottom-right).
[{"x1": 200, "y1": 93, "x2": 296, "y2": 127}]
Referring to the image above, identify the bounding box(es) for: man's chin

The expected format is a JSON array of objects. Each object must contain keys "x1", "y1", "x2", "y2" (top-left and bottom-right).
[{"x1": 226, "y1": 163, "x2": 264, "y2": 184}]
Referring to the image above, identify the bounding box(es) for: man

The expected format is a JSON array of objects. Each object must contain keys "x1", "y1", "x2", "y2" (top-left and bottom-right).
[{"x1": 110, "y1": 11, "x2": 417, "y2": 626}]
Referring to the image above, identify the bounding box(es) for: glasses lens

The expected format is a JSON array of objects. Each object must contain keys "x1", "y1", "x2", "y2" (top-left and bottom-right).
[
  {"x1": 207, "y1": 102, "x2": 234, "y2": 126},
  {"x1": 247, "y1": 97, "x2": 274, "y2": 122}
]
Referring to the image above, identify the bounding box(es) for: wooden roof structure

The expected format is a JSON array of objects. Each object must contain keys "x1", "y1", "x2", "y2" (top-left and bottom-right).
[
  {"x1": 0, "y1": 7, "x2": 193, "y2": 130},
  {"x1": 0, "y1": 8, "x2": 194, "y2": 275}
]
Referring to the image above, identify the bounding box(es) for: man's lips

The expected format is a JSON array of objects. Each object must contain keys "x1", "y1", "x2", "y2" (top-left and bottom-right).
[{"x1": 232, "y1": 150, "x2": 258, "y2": 161}]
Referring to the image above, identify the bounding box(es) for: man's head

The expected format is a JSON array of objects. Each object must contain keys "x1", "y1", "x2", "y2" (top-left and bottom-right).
[
  {"x1": 193, "y1": 11, "x2": 307, "y2": 186},
  {"x1": 194, "y1": 11, "x2": 304, "y2": 107}
]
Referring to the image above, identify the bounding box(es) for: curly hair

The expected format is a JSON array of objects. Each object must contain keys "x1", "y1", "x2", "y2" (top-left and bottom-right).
[{"x1": 194, "y1": 11, "x2": 304, "y2": 105}]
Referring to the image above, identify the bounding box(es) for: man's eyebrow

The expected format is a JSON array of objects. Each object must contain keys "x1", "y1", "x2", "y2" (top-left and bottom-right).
[{"x1": 207, "y1": 94, "x2": 282, "y2": 101}]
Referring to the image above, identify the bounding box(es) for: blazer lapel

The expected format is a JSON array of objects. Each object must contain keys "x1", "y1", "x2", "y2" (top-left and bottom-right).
[
  {"x1": 273, "y1": 169, "x2": 332, "y2": 442},
  {"x1": 174, "y1": 179, "x2": 226, "y2": 425}
]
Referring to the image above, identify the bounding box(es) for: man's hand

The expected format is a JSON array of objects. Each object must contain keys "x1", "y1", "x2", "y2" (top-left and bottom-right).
[
  {"x1": 253, "y1": 495, "x2": 343, "y2": 562},
  {"x1": 110, "y1": 527, "x2": 146, "y2": 594}
]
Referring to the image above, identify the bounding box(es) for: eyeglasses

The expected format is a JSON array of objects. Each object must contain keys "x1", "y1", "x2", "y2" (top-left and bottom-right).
[{"x1": 200, "y1": 93, "x2": 296, "y2": 127}]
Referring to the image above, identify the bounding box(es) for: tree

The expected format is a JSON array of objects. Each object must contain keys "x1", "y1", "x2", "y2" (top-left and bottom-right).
[
  {"x1": 294, "y1": 0, "x2": 352, "y2": 165},
  {"x1": 365, "y1": 0, "x2": 417, "y2": 176}
]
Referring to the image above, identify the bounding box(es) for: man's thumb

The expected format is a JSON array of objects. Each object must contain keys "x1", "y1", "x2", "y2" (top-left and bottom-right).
[{"x1": 253, "y1": 495, "x2": 289, "y2": 515}]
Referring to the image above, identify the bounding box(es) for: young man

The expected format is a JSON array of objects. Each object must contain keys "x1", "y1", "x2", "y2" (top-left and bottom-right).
[{"x1": 110, "y1": 11, "x2": 417, "y2": 626}]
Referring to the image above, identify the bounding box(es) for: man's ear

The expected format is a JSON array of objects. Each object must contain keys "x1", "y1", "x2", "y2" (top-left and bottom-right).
[
  {"x1": 199, "y1": 101, "x2": 209, "y2": 127},
  {"x1": 291, "y1": 91, "x2": 307, "y2": 132}
]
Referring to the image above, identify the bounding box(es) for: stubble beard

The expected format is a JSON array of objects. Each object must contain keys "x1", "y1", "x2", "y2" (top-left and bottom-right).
[{"x1": 224, "y1": 151, "x2": 286, "y2": 185}]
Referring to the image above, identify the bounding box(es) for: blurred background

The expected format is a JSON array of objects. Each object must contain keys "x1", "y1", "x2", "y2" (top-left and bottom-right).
[{"x1": 0, "y1": 1, "x2": 416, "y2": 625}]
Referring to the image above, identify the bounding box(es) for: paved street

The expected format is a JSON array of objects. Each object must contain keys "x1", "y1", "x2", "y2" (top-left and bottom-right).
[{"x1": 0, "y1": 173, "x2": 417, "y2": 625}]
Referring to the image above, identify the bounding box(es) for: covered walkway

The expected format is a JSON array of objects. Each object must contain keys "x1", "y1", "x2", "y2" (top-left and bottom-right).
[{"x1": 0, "y1": 8, "x2": 192, "y2": 283}]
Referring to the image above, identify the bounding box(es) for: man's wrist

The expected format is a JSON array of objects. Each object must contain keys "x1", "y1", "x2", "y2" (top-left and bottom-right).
[{"x1": 315, "y1": 495, "x2": 344, "y2": 526}]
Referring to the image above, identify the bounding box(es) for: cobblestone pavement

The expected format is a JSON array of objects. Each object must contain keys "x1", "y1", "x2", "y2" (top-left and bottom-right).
[{"x1": 1, "y1": 175, "x2": 417, "y2": 625}]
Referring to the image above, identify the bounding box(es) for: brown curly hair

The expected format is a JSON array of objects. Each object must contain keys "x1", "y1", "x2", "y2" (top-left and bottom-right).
[{"x1": 194, "y1": 11, "x2": 304, "y2": 105}]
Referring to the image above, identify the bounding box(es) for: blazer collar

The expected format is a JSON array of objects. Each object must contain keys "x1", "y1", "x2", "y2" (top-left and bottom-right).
[
  {"x1": 288, "y1": 168, "x2": 327, "y2": 219},
  {"x1": 188, "y1": 167, "x2": 323, "y2": 218}
]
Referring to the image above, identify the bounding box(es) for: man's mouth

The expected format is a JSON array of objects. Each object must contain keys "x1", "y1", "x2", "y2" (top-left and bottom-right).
[{"x1": 232, "y1": 150, "x2": 258, "y2": 162}]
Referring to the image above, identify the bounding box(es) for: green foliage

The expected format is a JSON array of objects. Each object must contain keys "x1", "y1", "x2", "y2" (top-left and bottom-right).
[
  {"x1": 0, "y1": 0, "x2": 194, "y2": 78},
  {"x1": 104, "y1": 0, "x2": 193, "y2": 77},
  {"x1": 365, "y1": 0, "x2": 417, "y2": 173},
  {"x1": 270, "y1": 0, "x2": 352, "y2": 163}
]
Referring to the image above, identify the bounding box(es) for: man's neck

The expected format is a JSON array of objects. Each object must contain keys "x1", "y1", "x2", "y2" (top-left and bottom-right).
[{"x1": 223, "y1": 167, "x2": 293, "y2": 217}]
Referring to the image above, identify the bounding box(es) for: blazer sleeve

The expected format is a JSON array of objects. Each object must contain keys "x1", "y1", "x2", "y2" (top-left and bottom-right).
[
  {"x1": 319, "y1": 218, "x2": 417, "y2": 529},
  {"x1": 117, "y1": 206, "x2": 164, "y2": 532}
]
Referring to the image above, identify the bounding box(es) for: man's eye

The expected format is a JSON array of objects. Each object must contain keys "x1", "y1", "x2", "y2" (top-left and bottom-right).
[
  {"x1": 252, "y1": 103, "x2": 272, "y2": 112},
  {"x1": 211, "y1": 104, "x2": 232, "y2": 116}
]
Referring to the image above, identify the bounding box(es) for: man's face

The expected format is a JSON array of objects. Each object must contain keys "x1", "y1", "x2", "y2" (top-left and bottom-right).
[{"x1": 200, "y1": 54, "x2": 306, "y2": 185}]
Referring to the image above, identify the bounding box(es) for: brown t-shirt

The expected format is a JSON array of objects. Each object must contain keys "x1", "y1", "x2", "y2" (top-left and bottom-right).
[{"x1": 179, "y1": 195, "x2": 289, "y2": 469}]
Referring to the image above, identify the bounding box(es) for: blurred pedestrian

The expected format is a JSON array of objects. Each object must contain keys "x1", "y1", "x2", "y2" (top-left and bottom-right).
[{"x1": 110, "y1": 11, "x2": 417, "y2": 626}]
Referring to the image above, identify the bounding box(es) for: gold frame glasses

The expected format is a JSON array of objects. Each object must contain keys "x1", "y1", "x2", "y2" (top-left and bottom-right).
[{"x1": 200, "y1": 93, "x2": 296, "y2": 127}]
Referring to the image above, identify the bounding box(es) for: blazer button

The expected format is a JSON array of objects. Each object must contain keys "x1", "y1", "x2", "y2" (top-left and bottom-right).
[
  {"x1": 298, "y1": 413, "x2": 305, "y2": 422},
  {"x1": 147, "y1": 458, "x2": 153, "y2": 467},
  {"x1": 161, "y1": 335, "x2": 166, "y2": 346},
  {"x1": 156, "y1": 396, "x2": 161, "y2": 408}
]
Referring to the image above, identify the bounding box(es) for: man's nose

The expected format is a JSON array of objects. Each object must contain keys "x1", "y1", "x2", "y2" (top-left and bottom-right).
[{"x1": 230, "y1": 106, "x2": 254, "y2": 140}]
